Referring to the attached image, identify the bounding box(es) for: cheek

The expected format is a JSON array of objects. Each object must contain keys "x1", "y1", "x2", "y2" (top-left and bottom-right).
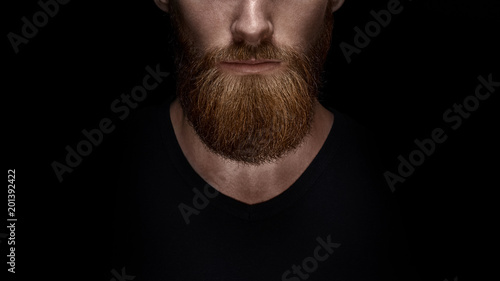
[
  {"x1": 273, "y1": 2, "x2": 328, "y2": 48},
  {"x1": 176, "y1": 2, "x2": 235, "y2": 50}
]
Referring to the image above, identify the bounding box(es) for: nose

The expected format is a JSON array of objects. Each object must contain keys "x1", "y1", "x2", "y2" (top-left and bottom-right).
[{"x1": 231, "y1": 0, "x2": 273, "y2": 45}]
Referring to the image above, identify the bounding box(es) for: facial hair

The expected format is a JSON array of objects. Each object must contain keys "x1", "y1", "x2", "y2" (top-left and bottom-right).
[{"x1": 170, "y1": 3, "x2": 334, "y2": 164}]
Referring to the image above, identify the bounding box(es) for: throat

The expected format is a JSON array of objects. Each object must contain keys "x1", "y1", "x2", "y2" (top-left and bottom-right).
[{"x1": 206, "y1": 166, "x2": 299, "y2": 205}]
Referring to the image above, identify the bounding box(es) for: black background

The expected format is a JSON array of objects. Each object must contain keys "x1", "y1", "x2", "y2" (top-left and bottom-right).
[{"x1": 3, "y1": 0, "x2": 499, "y2": 280}]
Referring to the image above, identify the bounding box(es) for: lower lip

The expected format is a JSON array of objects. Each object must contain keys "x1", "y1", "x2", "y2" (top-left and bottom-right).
[{"x1": 219, "y1": 61, "x2": 282, "y2": 74}]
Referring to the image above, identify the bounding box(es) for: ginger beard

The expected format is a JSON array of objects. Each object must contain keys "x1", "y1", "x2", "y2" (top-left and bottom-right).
[{"x1": 171, "y1": 4, "x2": 334, "y2": 164}]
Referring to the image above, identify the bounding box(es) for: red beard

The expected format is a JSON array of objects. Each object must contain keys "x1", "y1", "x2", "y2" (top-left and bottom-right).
[{"x1": 171, "y1": 4, "x2": 334, "y2": 164}]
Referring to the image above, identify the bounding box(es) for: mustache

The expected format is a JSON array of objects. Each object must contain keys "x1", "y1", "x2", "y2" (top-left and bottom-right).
[{"x1": 194, "y1": 41, "x2": 305, "y2": 66}]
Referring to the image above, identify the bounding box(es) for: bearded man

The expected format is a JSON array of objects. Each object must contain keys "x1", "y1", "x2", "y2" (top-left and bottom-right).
[{"x1": 112, "y1": 1, "x2": 417, "y2": 280}]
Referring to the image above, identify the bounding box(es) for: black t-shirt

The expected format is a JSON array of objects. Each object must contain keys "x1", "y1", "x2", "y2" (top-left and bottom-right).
[{"x1": 112, "y1": 97, "x2": 417, "y2": 281}]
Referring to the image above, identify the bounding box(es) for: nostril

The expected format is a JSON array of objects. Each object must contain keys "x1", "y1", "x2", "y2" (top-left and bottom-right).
[{"x1": 232, "y1": 19, "x2": 273, "y2": 45}]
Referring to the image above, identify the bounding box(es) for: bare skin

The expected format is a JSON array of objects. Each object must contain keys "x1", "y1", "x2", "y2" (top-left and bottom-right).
[{"x1": 156, "y1": 0, "x2": 344, "y2": 204}]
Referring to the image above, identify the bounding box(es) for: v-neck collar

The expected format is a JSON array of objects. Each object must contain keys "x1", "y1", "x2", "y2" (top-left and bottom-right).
[{"x1": 156, "y1": 97, "x2": 341, "y2": 221}]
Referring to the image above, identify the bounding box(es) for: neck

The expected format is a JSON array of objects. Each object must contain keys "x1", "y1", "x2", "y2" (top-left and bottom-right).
[{"x1": 170, "y1": 98, "x2": 334, "y2": 204}]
